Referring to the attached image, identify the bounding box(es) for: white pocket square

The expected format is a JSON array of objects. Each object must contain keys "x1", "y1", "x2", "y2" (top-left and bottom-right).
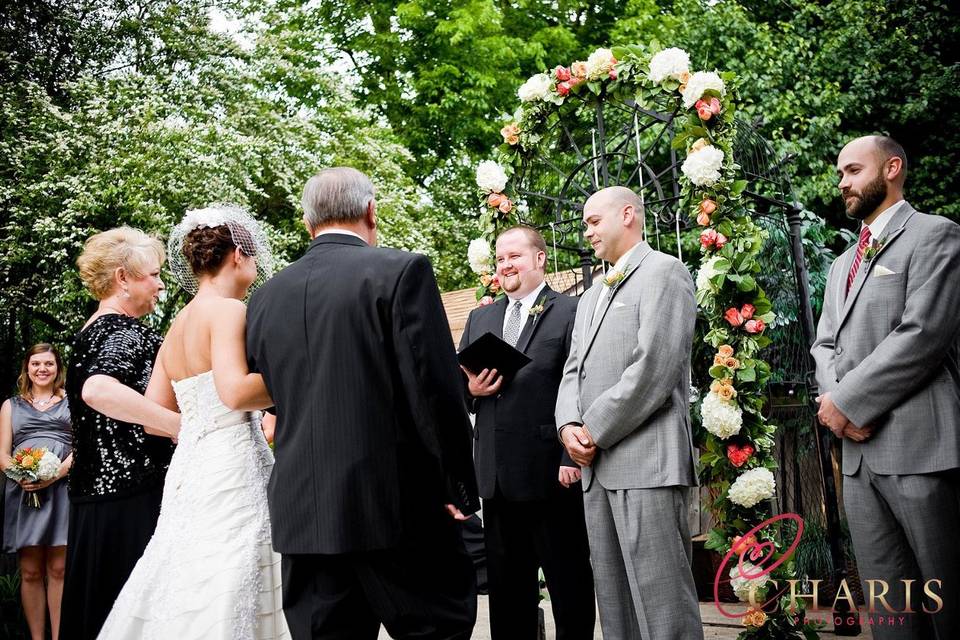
[
  {"x1": 610, "y1": 300, "x2": 627, "y2": 309},
  {"x1": 872, "y1": 265, "x2": 897, "y2": 277}
]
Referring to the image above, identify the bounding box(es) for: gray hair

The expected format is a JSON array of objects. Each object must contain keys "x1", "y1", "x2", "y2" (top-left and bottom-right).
[{"x1": 302, "y1": 167, "x2": 376, "y2": 229}]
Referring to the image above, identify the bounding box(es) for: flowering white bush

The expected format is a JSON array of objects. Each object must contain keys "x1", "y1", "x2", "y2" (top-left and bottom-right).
[
  {"x1": 696, "y1": 255, "x2": 725, "y2": 294},
  {"x1": 585, "y1": 48, "x2": 617, "y2": 80},
  {"x1": 682, "y1": 145, "x2": 725, "y2": 187},
  {"x1": 37, "y1": 451, "x2": 61, "y2": 480},
  {"x1": 467, "y1": 238, "x2": 492, "y2": 275},
  {"x1": 701, "y1": 390, "x2": 743, "y2": 439},
  {"x1": 517, "y1": 73, "x2": 553, "y2": 102},
  {"x1": 681, "y1": 71, "x2": 726, "y2": 108},
  {"x1": 475, "y1": 160, "x2": 508, "y2": 193},
  {"x1": 728, "y1": 467, "x2": 776, "y2": 508},
  {"x1": 648, "y1": 48, "x2": 690, "y2": 83},
  {"x1": 729, "y1": 561, "x2": 771, "y2": 602}
]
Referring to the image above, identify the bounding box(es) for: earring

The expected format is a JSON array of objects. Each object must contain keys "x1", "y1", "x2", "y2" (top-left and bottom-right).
[{"x1": 122, "y1": 288, "x2": 131, "y2": 299}]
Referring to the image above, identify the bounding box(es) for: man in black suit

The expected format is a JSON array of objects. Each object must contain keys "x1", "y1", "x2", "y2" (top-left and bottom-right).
[
  {"x1": 459, "y1": 226, "x2": 595, "y2": 639},
  {"x1": 246, "y1": 167, "x2": 479, "y2": 639}
]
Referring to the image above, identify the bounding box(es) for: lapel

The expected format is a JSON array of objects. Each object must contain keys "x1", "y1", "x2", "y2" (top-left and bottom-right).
[
  {"x1": 581, "y1": 241, "x2": 653, "y2": 360},
  {"x1": 484, "y1": 296, "x2": 508, "y2": 340},
  {"x1": 515, "y1": 286, "x2": 556, "y2": 354},
  {"x1": 836, "y1": 203, "x2": 916, "y2": 333}
]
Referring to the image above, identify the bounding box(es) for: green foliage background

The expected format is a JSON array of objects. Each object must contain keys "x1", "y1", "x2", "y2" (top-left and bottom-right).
[{"x1": 1, "y1": 0, "x2": 958, "y2": 391}]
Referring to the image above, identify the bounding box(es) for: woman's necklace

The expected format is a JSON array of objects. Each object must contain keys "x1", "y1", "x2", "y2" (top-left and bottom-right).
[{"x1": 29, "y1": 393, "x2": 56, "y2": 407}]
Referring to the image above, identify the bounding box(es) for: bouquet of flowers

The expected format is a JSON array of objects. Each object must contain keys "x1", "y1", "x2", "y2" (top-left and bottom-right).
[{"x1": 4, "y1": 446, "x2": 61, "y2": 508}]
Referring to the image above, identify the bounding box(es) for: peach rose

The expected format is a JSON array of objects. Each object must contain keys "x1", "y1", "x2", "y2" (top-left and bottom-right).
[
  {"x1": 724, "y1": 307, "x2": 744, "y2": 327},
  {"x1": 21, "y1": 454, "x2": 34, "y2": 468},
  {"x1": 725, "y1": 357, "x2": 740, "y2": 370},
  {"x1": 487, "y1": 192, "x2": 504, "y2": 208},
  {"x1": 740, "y1": 303, "x2": 756, "y2": 320},
  {"x1": 480, "y1": 273, "x2": 492, "y2": 287},
  {"x1": 696, "y1": 211, "x2": 711, "y2": 226},
  {"x1": 742, "y1": 608, "x2": 767, "y2": 628},
  {"x1": 732, "y1": 534, "x2": 758, "y2": 555},
  {"x1": 498, "y1": 198, "x2": 513, "y2": 214},
  {"x1": 500, "y1": 123, "x2": 520, "y2": 146},
  {"x1": 721, "y1": 378, "x2": 733, "y2": 387},
  {"x1": 700, "y1": 198, "x2": 718, "y2": 215},
  {"x1": 718, "y1": 344, "x2": 734, "y2": 358},
  {"x1": 714, "y1": 355, "x2": 726, "y2": 367},
  {"x1": 717, "y1": 385, "x2": 736, "y2": 401},
  {"x1": 690, "y1": 137, "x2": 710, "y2": 153},
  {"x1": 571, "y1": 61, "x2": 588, "y2": 79},
  {"x1": 710, "y1": 380, "x2": 722, "y2": 394},
  {"x1": 697, "y1": 102, "x2": 714, "y2": 121}
]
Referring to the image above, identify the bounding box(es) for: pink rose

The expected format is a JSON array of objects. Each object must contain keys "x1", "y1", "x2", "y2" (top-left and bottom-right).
[
  {"x1": 554, "y1": 66, "x2": 571, "y2": 82},
  {"x1": 479, "y1": 296, "x2": 494, "y2": 306},
  {"x1": 744, "y1": 318, "x2": 765, "y2": 334},
  {"x1": 696, "y1": 100, "x2": 714, "y2": 121},
  {"x1": 556, "y1": 81, "x2": 571, "y2": 97},
  {"x1": 498, "y1": 198, "x2": 513, "y2": 214},
  {"x1": 708, "y1": 97, "x2": 721, "y2": 114},
  {"x1": 700, "y1": 229, "x2": 718, "y2": 248},
  {"x1": 700, "y1": 198, "x2": 718, "y2": 215},
  {"x1": 724, "y1": 307, "x2": 744, "y2": 328},
  {"x1": 697, "y1": 211, "x2": 711, "y2": 226},
  {"x1": 487, "y1": 192, "x2": 504, "y2": 208},
  {"x1": 740, "y1": 303, "x2": 756, "y2": 320},
  {"x1": 715, "y1": 233, "x2": 728, "y2": 249},
  {"x1": 608, "y1": 68, "x2": 618, "y2": 80},
  {"x1": 732, "y1": 533, "x2": 758, "y2": 555},
  {"x1": 568, "y1": 75, "x2": 583, "y2": 88}
]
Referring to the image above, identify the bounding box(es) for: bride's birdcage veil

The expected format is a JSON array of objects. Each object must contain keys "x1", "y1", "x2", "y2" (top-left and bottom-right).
[{"x1": 167, "y1": 203, "x2": 273, "y2": 295}]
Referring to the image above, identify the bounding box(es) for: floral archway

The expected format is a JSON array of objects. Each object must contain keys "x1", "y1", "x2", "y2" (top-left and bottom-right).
[{"x1": 468, "y1": 44, "x2": 821, "y2": 638}]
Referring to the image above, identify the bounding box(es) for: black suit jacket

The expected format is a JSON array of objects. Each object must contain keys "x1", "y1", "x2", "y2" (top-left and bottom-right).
[
  {"x1": 246, "y1": 234, "x2": 479, "y2": 554},
  {"x1": 459, "y1": 285, "x2": 578, "y2": 501}
]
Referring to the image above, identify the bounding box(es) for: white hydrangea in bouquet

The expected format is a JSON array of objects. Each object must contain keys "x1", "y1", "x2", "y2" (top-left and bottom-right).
[
  {"x1": 648, "y1": 47, "x2": 690, "y2": 84},
  {"x1": 695, "y1": 255, "x2": 725, "y2": 294},
  {"x1": 585, "y1": 48, "x2": 618, "y2": 81},
  {"x1": 728, "y1": 561, "x2": 771, "y2": 603},
  {"x1": 517, "y1": 73, "x2": 553, "y2": 103},
  {"x1": 701, "y1": 390, "x2": 743, "y2": 439},
  {"x1": 4, "y1": 446, "x2": 62, "y2": 508},
  {"x1": 475, "y1": 160, "x2": 508, "y2": 193},
  {"x1": 681, "y1": 70, "x2": 726, "y2": 108},
  {"x1": 682, "y1": 143, "x2": 725, "y2": 187},
  {"x1": 728, "y1": 467, "x2": 776, "y2": 508},
  {"x1": 468, "y1": 238, "x2": 493, "y2": 275}
]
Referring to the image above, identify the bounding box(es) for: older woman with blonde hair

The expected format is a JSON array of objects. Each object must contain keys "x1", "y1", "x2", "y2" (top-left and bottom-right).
[{"x1": 59, "y1": 227, "x2": 180, "y2": 640}]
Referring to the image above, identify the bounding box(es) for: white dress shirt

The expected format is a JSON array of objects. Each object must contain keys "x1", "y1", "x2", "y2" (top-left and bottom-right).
[
  {"x1": 593, "y1": 241, "x2": 643, "y2": 326},
  {"x1": 502, "y1": 281, "x2": 548, "y2": 338},
  {"x1": 316, "y1": 228, "x2": 367, "y2": 243},
  {"x1": 863, "y1": 199, "x2": 905, "y2": 240}
]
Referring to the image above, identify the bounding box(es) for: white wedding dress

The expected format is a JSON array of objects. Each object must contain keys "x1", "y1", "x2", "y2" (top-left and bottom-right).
[{"x1": 98, "y1": 371, "x2": 289, "y2": 640}]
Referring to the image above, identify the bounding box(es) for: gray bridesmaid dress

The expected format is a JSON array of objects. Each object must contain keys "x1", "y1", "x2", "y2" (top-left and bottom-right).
[{"x1": 2, "y1": 395, "x2": 71, "y2": 551}]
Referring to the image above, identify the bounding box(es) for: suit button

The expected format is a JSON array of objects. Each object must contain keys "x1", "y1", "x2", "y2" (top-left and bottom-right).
[
  {"x1": 835, "y1": 346, "x2": 844, "y2": 355},
  {"x1": 580, "y1": 370, "x2": 586, "y2": 379},
  {"x1": 496, "y1": 393, "x2": 502, "y2": 399}
]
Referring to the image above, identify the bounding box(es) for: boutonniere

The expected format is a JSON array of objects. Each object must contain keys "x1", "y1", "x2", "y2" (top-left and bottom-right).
[
  {"x1": 863, "y1": 238, "x2": 886, "y2": 262},
  {"x1": 603, "y1": 264, "x2": 630, "y2": 289},
  {"x1": 528, "y1": 295, "x2": 548, "y2": 317}
]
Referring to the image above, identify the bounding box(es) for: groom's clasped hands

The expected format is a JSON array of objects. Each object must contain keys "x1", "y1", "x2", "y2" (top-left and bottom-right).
[{"x1": 560, "y1": 424, "x2": 597, "y2": 467}]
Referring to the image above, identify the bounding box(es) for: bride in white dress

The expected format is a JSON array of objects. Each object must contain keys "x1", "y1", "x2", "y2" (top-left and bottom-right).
[{"x1": 98, "y1": 205, "x2": 289, "y2": 639}]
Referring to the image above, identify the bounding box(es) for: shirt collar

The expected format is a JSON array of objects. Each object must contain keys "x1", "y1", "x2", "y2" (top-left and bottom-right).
[
  {"x1": 316, "y1": 228, "x2": 367, "y2": 243},
  {"x1": 864, "y1": 199, "x2": 905, "y2": 240},
  {"x1": 611, "y1": 240, "x2": 642, "y2": 275}
]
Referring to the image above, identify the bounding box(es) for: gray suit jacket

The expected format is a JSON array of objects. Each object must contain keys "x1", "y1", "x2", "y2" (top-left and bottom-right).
[
  {"x1": 811, "y1": 203, "x2": 960, "y2": 476},
  {"x1": 555, "y1": 241, "x2": 698, "y2": 490}
]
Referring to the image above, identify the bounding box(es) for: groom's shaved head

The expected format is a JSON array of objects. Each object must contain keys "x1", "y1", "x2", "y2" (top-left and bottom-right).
[{"x1": 586, "y1": 186, "x2": 644, "y2": 222}]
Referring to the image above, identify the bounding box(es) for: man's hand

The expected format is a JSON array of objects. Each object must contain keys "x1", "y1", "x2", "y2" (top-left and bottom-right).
[
  {"x1": 842, "y1": 423, "x2": 874, "y2": 442},
  {"x1": 558, "y1": 466, "x2": 582, "y2": 488},
  {"x1": 815, "y1": 392, "x2": 850, "y2": 437},
  {"x1": 561, "y1": 424, "x2": 596, "y2": 467},
  {"x1": 444, "y1": 503, "x2": 469, "y2": 521},
  {"x1": 461, "y1": 366, "x2": 503, "y2": 397}
]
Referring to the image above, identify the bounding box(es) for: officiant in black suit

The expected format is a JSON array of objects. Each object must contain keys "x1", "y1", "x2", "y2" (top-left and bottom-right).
[
  {"x1": 459, "y1": 226, "x2": 595, "y2": 640},
  {"x1": 246, "y1": 167, "x2": 479, "y2": 640}
]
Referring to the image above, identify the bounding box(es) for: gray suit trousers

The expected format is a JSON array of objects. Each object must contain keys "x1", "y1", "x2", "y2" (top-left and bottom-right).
[
  {"x1": 583, "y1": 483, "x2": 703, "y2": 639},
  {"x1": 843, "y1": 460, "x2": 960, "y2": 640}
]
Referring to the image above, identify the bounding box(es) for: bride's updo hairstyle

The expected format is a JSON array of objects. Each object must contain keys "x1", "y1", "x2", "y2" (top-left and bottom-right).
[
  {"x1": 167, "y1": 204, "x2": 273, "y2": 295},
  {"x1": 181, "y1": 224, "x2": 255, "y2": 278}
]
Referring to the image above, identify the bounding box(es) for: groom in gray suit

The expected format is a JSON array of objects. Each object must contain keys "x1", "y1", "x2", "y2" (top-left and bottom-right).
[
  {"x1": 812, "y1": 135, "x2": 960, "y2": 639},
  {"x1": 556, "y1": 186, "x2": 702, "y2": 639}
]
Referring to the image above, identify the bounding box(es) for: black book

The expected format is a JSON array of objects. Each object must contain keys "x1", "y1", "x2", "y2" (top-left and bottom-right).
[{"x1": 457, "y1": 331, "x2": 532, "y2": 380}]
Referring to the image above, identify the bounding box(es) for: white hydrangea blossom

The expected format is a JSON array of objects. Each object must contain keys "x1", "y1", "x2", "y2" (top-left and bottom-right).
[
  {"x1": 37, "y1": 451, "x2": 62, "y2": 480},
  {"x1": 728, "y1": 467, "x2": 776, "y2": 508},
  {"x1": 475, "y1": 160, "x2": 508, "y2": 193},
  {"x1": 467, "y1": 238, "x2": 492, "y2": 275},
  {"x1": 182, "y1": 206, "x2": 229, "y2": 230},
  {"x1": 696, "y1": 255, "x2": 724, "y2": 294},
  {"x1": 517, "y1": 73, "x2": 553, "y2": 102},
  {"x1": 585, "y1": 48, "x2": 616, "y2": 80},
  {"x1": 701, "y1": 391, "x2": 743, "y2": 439},
  {"x1": 681, "y1": 71, "x2": 726, "y2": 108},
  {"x1": 682, "y1": 145, "x2": 725, "y2": 187},
  {"x1": 648, "y1": 48, "x2": 690, "y2": 83},
  {"x1": 729, "y1": 561, "x2": 771, "y2": 602}
]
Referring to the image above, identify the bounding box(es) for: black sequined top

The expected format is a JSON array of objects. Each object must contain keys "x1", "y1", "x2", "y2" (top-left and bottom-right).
[{"x1": 65, "y1": 314, "x2": 174, "y2": 502}]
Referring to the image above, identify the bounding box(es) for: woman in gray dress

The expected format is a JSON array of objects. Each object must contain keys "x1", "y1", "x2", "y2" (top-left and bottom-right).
[{"x1": 1, "y1": 343, "x2": 73, "y2": 640}]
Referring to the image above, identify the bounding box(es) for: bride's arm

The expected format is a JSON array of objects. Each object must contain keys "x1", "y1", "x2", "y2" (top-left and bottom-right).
[{"x1": 210, "y1": 299, "x2": 273, "y2": 411}]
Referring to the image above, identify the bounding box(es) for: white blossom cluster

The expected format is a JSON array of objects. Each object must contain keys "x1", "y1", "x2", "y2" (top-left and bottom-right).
[
  {"x1": 729, "y1": 561, "x2": 771, "y2": 602},
  {"x1": 681, "y1": 71, "x2": 726, "y2": 108},
  {"x1": 648, "y1": 48, "x2": 690, "y2": 84},
  {"x1": 696, "y1": 255, "x2": 724, "y2": 294},
  {"x1": 585, "y1": 48, "x2": 617, "y2": 80},
  {"x1": 681, "y1": 145, "x2": 725, "y2": 187},
  {"x1": 475, "y1": 160, "x2": 508, "y2": 193},
  {"x1": 37, "y1": 451, "x2": 62, "y2": 480},
  {"x1": 728, "y1": 467, "x2": 776, "y2": 508},
  {"x1": 701, "y1": 390, "x2": 743, "y2": 439},
  {"x1": 517, "y1": 73, "x2": 553, "y2": 103},
  {"x1": 467, "y1": 238, "x2": 492, "y2": 275}
]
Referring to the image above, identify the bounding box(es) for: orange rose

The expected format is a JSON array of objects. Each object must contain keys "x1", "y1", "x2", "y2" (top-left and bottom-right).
[
  {"x1": 725, "y1": 357, "x2": 740, "y2": 369},
  {"x1": 710, "y1": 380, "x2": 722, "y2": 394},
  {"x1": 500, "y1": 123, "x2": 520, "y2": 146},
  {"x1": 721, "y1": 377, "x2": 733, "y2": 386},
  {"x1": 718, "y1": 344, "x2": 734, "y2": 358},
  {"x1": 714, "y1": 355, "x2": 725, "y2": 367},
  {"x1": 696, "y1": 211, "x2": 711, "y2": 226},
  {"x1": 498, "y1": 199, "x2": 513, "y2": 214},
  {"x1": 487, "y1": 192, "x2": 504, "y2": 208},
  {"x1": 732, "y1": 534, "x2": 758, "y2": 555},
  {"x1": 480, "y1": 274, "x2": 492, "y2": 287},
  {"x1": 717, "y1": 385, "x2": 736, "y2": 401},
  {"x1": 742, "y1": 608, "x2": 767, "y2": 628},
  {"x1": 699, "y1": 198, "x2": 718, "y2": 216},
  {"x1": 21, "y1": 455, "x2": 35, "y2": 468},
  {"x1": 571, "y1": 61, "x2": 588, "y2": 79}
]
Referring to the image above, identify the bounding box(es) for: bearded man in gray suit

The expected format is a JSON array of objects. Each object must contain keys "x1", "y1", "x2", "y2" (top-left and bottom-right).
[
  {"x1": 812, "y1": 135, "x2": 960, "y2": 639},
  {"x1": 556, "y1": 186, "x2": 703, "y2": 639}
]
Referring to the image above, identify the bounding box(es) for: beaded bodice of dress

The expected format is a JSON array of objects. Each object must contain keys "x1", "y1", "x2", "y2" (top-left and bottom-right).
[{"x1": 171, "y1": 371, "x2": 258, "y2": 443}]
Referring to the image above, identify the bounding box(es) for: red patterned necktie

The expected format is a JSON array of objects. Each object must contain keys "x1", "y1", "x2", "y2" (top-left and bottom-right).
[{"x1": 846, "y1": 225, "x2": 872, "y2": 296}]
